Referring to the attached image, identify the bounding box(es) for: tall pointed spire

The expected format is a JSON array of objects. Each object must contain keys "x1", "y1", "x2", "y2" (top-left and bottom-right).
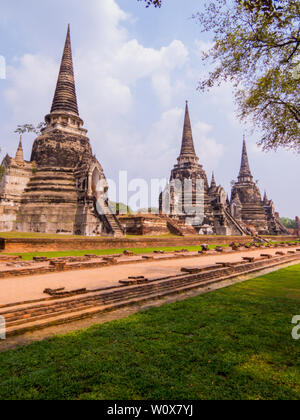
[
  {"x1": 15, "y1": 136, "x2": 24, "y2": 162},
  {"x1": 263, "y1": 191, "x2": 269, "y2": 204},
  {"x1": 211, "y1": 171, "x2": 217, "y2": 189},
  {"x1": 180, "y1": 101, "x2": 196, "y2": 157},
  {"x1": 238, "y1": 136, "x2": 253, "y2": 182},
  {"x1": 51, "y1": 25, "x2": 79, "y2": 116}
]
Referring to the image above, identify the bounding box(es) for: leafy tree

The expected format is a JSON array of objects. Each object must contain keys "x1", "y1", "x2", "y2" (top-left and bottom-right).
[
  {"x1": 280, "y1": 217, "x2": 296, "y2": 228},
  {"x1": 15, "y1": 123, "x2": 46, "y2": 136},
  {"x1": 0, "y1": 165, "x2": 5, "y2": 181},
  {"x1": 109, "y1": 201, "x2": 133, "y2": 215},
  {"x1": 194, "y1": 0, "x2": 300, "y2": 151},
  {"x1": 138, "y1": 0, "x2": 162, "y2": 7},
  {"x1": 241, "y1": 0, "x2": 285, "y2": 18}
]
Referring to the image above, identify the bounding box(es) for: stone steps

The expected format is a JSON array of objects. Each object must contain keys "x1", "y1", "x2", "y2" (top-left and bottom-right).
[
  {"x1": 3, "y1": 252, "x2": 300, "y2": 337},
  {"x1": 23, "y1": 169, "x2": 76, "y2": 196},
  {"x1": 28, "y1": 173, "x2": 75, "y2": 180},
  {"x1": 163, "y1": 216, "x2": 196, "y2": 236},
  {"x1": 101, "y1": 211, "x2": 125, "y2": 238},
  {"x1": 21, "y1": 195, "x2": 77, "y2": 203},
  {"x1": 27, "y1": 179, "x2": 75, "y2": 184},
  {"x1": 24, "y1": 187, "x2": 76, "y2": 194}
]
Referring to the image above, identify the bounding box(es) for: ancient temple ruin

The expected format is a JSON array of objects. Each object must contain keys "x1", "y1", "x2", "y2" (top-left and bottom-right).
[
  {"x1": 0, "y1": 26, "x2": 124, "y2": 237},
  {"x1": 160, "y1": 102, "x2": 288, "y2": 236},
  {"x1": 160, "y1": 102, "x2": 248, "y2": 235},
  {"x1": 0, "y1": 28, "x2": 291, "y2": 238},
  {"x1": 230, "y1": 139, "x2": 290, "y2": 235}
]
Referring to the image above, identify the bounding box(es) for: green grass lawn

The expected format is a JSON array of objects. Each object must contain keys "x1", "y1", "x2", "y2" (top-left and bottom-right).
[
  {"x1": 0, "y1": 264, "x2": 300, "y2": 400},
  {"x1": 6, "y1": 244, "x2": 229, "y2": 260},
  {"x1": 5, "y1": 240, "x2": 299, "y2": 261}
]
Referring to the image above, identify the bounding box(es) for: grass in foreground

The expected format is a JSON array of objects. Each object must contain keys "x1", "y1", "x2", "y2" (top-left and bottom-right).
[{"x1": 0, "y1": 265, "x2": 300, "y2": 400}]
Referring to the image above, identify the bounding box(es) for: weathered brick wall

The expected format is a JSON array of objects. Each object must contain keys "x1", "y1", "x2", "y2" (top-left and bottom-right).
[
  {"x1": 1, "y1": 235, "x2": 297, "y2": 253},
  {"x1": 118, "y1": 215, "x2": 169, "y2": 236}
]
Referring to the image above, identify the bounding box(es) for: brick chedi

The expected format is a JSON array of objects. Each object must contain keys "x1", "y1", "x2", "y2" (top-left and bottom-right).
[
  {"x1": 169, "y1": 101, "x2": 214, "y2": 228},
  {"x1": 160, "y1": 102, "x2": 249, "y2": 235},
  {"x1": 230, "y1": 138, "x2": 268, "y2": 234},
  {"x1": 160, "y1": 102, "x2": 213, "y2": 230},
  {"x1": 230, "y1": 138, "x2": 288, "y2": 235},
  {"x1": 0, "y1": 138, "x2": 34, "y2": 231},
  {"x1": 262, "y1": 191, "x2": 291, "y2": 235},
  {"x1": 0, "y1": 26, "x2": 124, "y2": 237}
]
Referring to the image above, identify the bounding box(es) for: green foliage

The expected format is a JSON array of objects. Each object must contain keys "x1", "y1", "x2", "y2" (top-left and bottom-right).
[
  {"x1": 241, "y1": 0, "x2": 286, "y2": 18},
  {"x1": 109, "y1": 201, "x2": 133, "y2": 215},
  {"x1": 280, "y1": 217, "x2": 296, "y2": 228},
  {"x1": 15, "y1": 122, "x2": 46, "y2": 136},
  {"x1": 0, "y1": 165, "x2": 5, "y2": 181},
  {"x1": 6, "y1": 244, "x2": 228, "y2": 261},
  {"x1": 195, "y1": 0, "x2": 300, "y2": 151},
  {"x1": 138, "y1": 0, "x2": 162, "y2": 8},
  {"x1": 0, "y1": 265, "x2": 299, "y2": 400}
]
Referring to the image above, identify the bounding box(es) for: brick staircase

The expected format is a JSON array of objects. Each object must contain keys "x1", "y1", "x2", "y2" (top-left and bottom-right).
[
  {"x1": 94, "y1": 199, "x2": 125, "y2": 238},
  {"x1": 1, "y1": 251, "x2": 299, "y2": 338},
  {"x1": 275, "y1": 219, "x2": 291, "y2": 235},
  {"x1": 223, "y1": 209, "x2": 250, "y2": 236},
  {"x1": 164, "y1": 216, "x2": 197, "y2": 236},
  {"x1": 104, "y1": 213, "x2": 125, "y2": 238}
]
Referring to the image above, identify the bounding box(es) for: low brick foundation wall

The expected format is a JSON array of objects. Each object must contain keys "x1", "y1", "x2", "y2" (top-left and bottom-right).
[
  {"x1": 118, "y1": 215, "x2": 170, "y2": 236},
  {"x1": 0, "y1": 235, "x2": 297, "y2": 253},
  {"x1": 2, "y1": 251, "x2": 300, "y2": 338}
]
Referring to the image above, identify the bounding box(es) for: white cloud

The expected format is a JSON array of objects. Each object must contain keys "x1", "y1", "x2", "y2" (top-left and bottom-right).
[
  {"x1": 132, "y1": 110, "x2": 225, "y2": 180},
  {"x1": 193, "y1": 121, "x2": 225, "y2": 172},
  {"x1": 249, "y1": 141, "x2": 263, "y2": 155},
  {"x1": 4, "y1": 54, "x2": 57, "y2": 122},
  {"x1": 1, "y1": 0, "x2": 296, "y2": 218},
  {"x1": 147, "y1": 107, "x2": 184, "y2": 157},
  {"x1": 194, "y1": 39, "x2": 214, "y2": 56},
  {"x1": 2, "y1": 0, "x2": 189, "y2": 164},
  {"x1": 106, "y1": 107, "x2": 184, "y2": 180}
]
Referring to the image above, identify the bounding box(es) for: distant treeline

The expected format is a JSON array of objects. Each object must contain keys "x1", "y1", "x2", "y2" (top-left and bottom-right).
[
  {"x1": 109, "y1": 202, "x2": 159, "y2": 215},
  {"x1": 280, "y1": 218, "x2": 297, "y2": 229}
]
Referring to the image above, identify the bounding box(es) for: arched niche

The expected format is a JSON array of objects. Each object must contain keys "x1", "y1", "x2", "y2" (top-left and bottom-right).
[{"x1": 91, "y1": 166, "x2": 108, "y2": 200}]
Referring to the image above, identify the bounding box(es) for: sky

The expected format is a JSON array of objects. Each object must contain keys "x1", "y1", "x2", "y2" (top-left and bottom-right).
[{"x1": 0, "y1": 0, "x2": 298, "y2": 217}]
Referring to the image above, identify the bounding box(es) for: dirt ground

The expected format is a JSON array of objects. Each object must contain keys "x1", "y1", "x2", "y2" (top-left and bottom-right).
[
  {"x1": 0, "y1": 248, "x2": 299, "y2": 351},
  {"x1": 0, "y1": 247, "x2": 298, "y2": 306}
]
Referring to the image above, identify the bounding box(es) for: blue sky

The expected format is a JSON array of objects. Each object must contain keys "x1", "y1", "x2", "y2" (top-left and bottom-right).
[{"x1": 0, "y1": 0, "x2": 298, "y2": 217}]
